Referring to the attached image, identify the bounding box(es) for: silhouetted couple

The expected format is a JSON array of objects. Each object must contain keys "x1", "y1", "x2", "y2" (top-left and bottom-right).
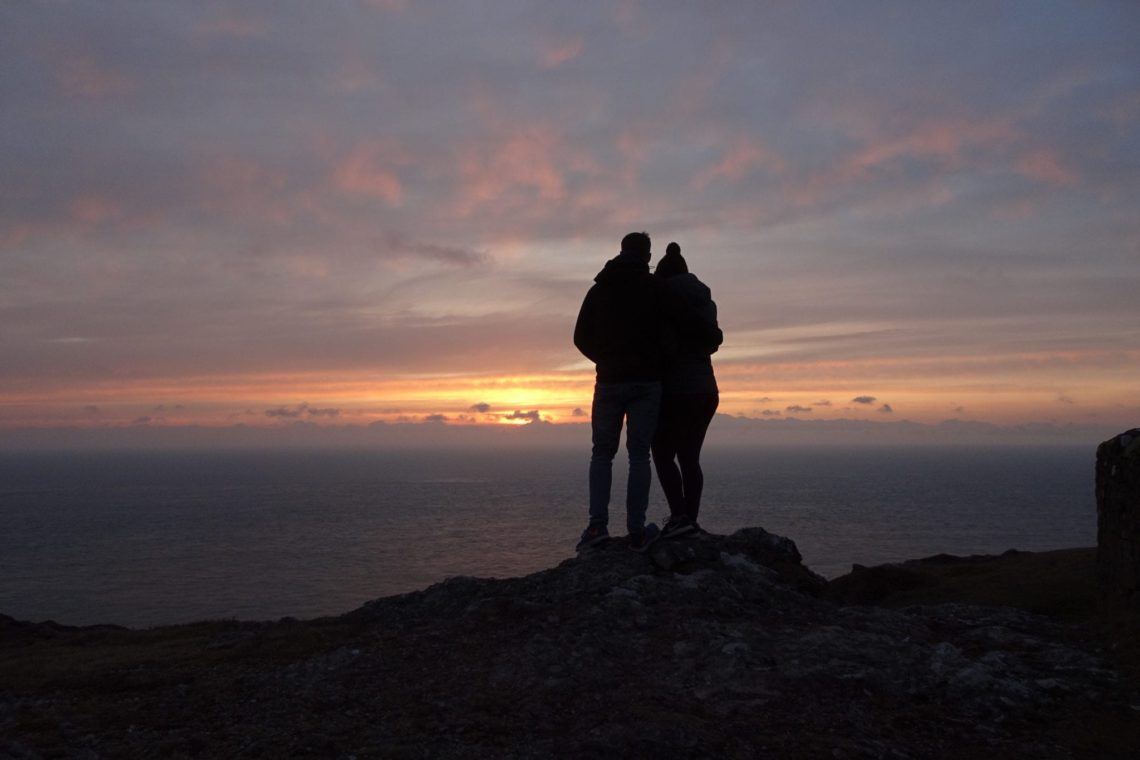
[{"x1": 573, "y1": 232, "x2": 722, "y2": 552}]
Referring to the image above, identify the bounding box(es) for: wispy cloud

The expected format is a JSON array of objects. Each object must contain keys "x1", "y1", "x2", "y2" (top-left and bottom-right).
[
  {"x1": 1, "y1": 2, "x2": 1136, "y2": 432},
  {"x1": 537, "y1": 36, "x2": 583, "y2": 68},
  {"x1": 55, "y1": 54, "x2": 134, "y2": 99},
  {"x1": 265, "y1": 405, "x2": 307, "y2": 419}
]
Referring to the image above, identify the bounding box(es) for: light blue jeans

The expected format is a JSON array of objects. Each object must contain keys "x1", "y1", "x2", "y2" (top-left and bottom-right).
[{"x1": 588, "y1": 381, "x2": 662, "y2": 535}]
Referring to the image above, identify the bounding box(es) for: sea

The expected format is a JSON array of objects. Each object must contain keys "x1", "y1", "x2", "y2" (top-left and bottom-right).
[{"x1": 0, "y1": 445, "x2": 1096, "y2": 628}]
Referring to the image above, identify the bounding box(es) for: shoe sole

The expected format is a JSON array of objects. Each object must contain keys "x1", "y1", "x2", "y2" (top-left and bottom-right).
[
  {"x1": 576, "y1": 536, "x2": 609, "y2": 552},
  {"x1": 662, "y1": 524, "x2": 698, "y2": 540}
]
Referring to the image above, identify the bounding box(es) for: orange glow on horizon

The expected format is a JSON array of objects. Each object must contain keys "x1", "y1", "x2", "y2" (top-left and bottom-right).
[{"x1": 2, "y1": 347, "x2": 1137, "y2": 430}]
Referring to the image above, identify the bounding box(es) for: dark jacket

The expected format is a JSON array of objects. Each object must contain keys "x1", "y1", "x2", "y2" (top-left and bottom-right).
[
  {"x1": 574, "y1": 252, "x2": 669, "y2": 383},
  {"x1": 660, "y1": 272, "x2": 721, "y2": 395}
]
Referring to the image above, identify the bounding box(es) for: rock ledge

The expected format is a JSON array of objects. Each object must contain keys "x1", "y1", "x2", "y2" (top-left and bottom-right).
[{"x1": 2, "y1": 528, "x2": 1135, "y2": 759}]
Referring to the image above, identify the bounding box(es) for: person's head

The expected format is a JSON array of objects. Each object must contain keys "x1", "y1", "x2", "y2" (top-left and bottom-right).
[
  {"x1": 620, "y1": 231, "x2": 651, "y2": 263},
  {"x1": 654, "y1": 241, "x2": 688, "y2": 278}
]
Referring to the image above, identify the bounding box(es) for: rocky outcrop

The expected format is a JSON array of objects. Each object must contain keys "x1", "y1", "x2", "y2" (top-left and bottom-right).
[
  {"x1": 1, "y1": 528, "x2": 1134, "y2": 759},
  {"x1": 1097, "y1": 428, "x2": 1140, "y2": 615}
]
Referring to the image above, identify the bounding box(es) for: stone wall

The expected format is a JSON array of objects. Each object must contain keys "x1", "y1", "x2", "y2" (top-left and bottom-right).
[{"x1": 1096, "y1": 428, "x2": 1140, "y2": 614}]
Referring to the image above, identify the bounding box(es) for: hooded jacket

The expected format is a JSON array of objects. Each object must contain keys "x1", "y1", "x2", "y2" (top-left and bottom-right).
[
  {"x1": 573, "y1": 252, "x2": 669, "y2": 383},
  {"x1": 659, "y1": 272, "x2": 721, "y2": 395}
]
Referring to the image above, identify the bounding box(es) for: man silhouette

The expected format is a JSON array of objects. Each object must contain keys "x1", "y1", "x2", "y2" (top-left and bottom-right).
[{"x1": 573, "y1": 231, "x2": 665, "y2": 552}]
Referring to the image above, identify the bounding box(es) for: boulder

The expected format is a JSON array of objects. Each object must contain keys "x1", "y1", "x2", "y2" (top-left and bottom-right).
[{"x1": 1096, "y1": 428, "x2": 1140, "y2": 615}]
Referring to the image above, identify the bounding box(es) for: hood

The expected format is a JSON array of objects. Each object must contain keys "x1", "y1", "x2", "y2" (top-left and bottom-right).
[
  {"x1": 667, "y1": 271, "x2": 712, "y2": 303},
  {"x1": 594, "y1": 252, "x2": 650, "y2": 284}
]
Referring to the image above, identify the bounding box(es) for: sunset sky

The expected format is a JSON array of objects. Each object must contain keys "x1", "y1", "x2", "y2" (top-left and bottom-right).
[{"x1": 2, "y1": 1, "x2": 1138, "y2": 443}]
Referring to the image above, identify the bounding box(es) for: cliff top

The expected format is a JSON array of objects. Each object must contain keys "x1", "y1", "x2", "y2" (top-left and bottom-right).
[{"x1": 3, "y1": 528, "x2": 1137, "y2": 758}]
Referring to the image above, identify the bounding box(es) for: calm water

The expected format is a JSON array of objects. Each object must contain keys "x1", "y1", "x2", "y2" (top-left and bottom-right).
[{"x1": 0, "y1": 446, "x2": 1095, "y2": 627}]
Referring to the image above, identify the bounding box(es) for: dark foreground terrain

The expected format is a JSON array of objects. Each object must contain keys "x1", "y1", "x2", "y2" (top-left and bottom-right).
[{"x1": 3, "y1": 529, "x2": 1138, "y2": 759}]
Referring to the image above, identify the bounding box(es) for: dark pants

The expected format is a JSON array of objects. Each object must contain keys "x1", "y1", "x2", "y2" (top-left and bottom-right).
[
  {"x1": 588, "y1": 381, "x2": 662, "y2": 535},
  {"x1": 652, "y1": 392, "x2": 719, "y2": 522}
]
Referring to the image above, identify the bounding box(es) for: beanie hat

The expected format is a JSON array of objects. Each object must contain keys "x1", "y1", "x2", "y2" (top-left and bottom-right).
[{"x1": 655, "y1": 241, "x2": 688, "y2": 278}]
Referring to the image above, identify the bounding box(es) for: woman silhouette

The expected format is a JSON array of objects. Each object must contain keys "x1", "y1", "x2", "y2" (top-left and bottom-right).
[{"x1": 653, "y1": 242, "x2": 722, "y2": 537}]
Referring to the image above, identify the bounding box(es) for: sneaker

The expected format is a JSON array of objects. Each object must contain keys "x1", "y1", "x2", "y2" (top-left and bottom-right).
[
  {"x1": 628, "y1": 522, "x2": 661, "y2": 553},
  {"x1": 576, "y1": 524, "x2": 609, "y2": 552},
  {"x1": 661, "y1": 515, "x2": 697, "y2": 540}
]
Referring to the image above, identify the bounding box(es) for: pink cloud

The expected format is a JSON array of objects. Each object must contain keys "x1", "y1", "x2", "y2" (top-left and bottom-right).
[
  {"x1": 1015, "y1": 149, "x2": 1077, "y2": 186},
  {"x1": 332, "y1": 142, "x2": 405, "y2": 205},
  {"x1": 694, "y1": 134, "x2": 786, "y2": 189},
  {"x1": 452, "y1": 84, "x2": 604, "y2": 216},
  {"x1": 456, "y1": 127, "x2": 597, "y2": 213},
  {"x1": 538, "y1": 37, "x2": 583, "y2": 68},
  {"x1": 668, "y1": 41, "x2": 736, "y2": 120},
  {"x1": 198, "y1": 156, "x2": 293, "y2": 226},
  {"x1": 70, "y1": 195, "x2": 124, "y2": 226},
  {"x1": 613, "y1": 0, "x2": 639, "y2": 30},
  {"x1": 782, "y1": 117, "x2": 1021, "y2": 211},
  {"x1": 56, "y1": 55, "x2": 133, "y2": 99},
  {"x1": 615, "y1": 128, "x2": 652, "y2": 166},
  {"x1": 840, "y1": 119, "x2": 1018, "y2": 180},
  {"x1": 992, "y1": 198, "x2": 1038, "y2": 220},
  {"x1": 330, "y1": 57, "x2": 386, "y2": 94},
  {"x1": 0, "y1": 224, "x2": 34, "y2": 250},
  {"x1": 613, "y1": 127, "x2": 662, "y2": 191}
]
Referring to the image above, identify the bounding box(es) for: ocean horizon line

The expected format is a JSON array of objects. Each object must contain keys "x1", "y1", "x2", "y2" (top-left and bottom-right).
[{"x1": 0, "y1": 414, "x2": 1124, "y2": 452}]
